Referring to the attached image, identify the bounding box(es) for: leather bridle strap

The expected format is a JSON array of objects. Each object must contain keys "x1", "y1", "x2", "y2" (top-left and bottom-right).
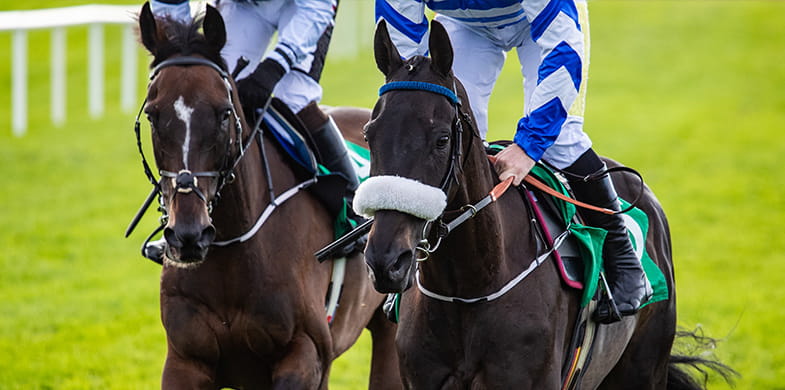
[
  {"x1": 378, "y1": 80, "x2": 465, "y2": 192},
  {"x1": 127, "y1": 56, "x2": 251, "y2": 238},
  {"x1": 415, "y1": 177, "x2": 514, "y2": 261},
  {"x1": 151, "y1": 56, "x2": 229, "y2": 80}
]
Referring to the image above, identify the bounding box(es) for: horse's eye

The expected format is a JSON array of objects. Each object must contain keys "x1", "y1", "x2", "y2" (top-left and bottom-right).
[
  {"x1": 145, "y1": 113, "x2": 158, "y2": 131},
  {"x1": 220, "y1": 109, "x2": 232, "y2": 128},
  {"x1": 436, "y1": 135, "x2": 450, "y2": 148}
]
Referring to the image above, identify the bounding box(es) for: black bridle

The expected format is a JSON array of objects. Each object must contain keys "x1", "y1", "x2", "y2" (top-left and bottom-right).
[
  {"x1": 377, "y1": 78, "x2": 479, "y2": 258},
  {"x1": 126, "y1": 56, "x2": 262, "y2": 239},
  {"x1": 316, "y1": 75, "x2": 482, "y2": 262},
  {"x1": 378, "y1": 79, "x2": 474, "y2": 193}
]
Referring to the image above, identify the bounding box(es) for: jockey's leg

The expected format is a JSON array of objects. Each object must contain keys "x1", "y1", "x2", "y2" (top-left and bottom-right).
[
  {"x1": 297, "y1": 102, "x2": 359, "y2": 194},
  {"x1": 563, "y1": 149, "x2": 652, "y2": 324},
  {"x1": 150, "y1": 0, "x2": 191, "y2": 23},
  {"x1": 275, "y1": 12, "x2": 360, "y2": 208}
]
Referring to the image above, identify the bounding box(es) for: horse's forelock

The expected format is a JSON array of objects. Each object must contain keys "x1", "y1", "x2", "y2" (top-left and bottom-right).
[{"x1": 149, "y1": 15, "x2": 226, "y2": 70}]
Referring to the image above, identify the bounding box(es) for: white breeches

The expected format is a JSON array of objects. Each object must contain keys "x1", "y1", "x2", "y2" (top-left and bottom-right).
[{"x1": 218, "y1": 0, "x2": 323, "y2": 114}]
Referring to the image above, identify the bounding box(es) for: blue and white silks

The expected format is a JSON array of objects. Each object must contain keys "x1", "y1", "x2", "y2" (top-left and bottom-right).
[{"x1": 376, "y1": 0, "x2": 592, "y2": 169}]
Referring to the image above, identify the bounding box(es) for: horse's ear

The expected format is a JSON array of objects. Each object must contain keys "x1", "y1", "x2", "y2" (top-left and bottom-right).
[
  {"x1": 428, "y1": 20, "x2": 453, "y2": 77},
  {"x1": 139, "y1": 2, "x2": 158, "y2": 54},
  {"x1": 374, "y1": 20, "x2": 403, "y2": 77},
  {"x1": 203, "y1": 4, "x2": 226, "y2": 51}
]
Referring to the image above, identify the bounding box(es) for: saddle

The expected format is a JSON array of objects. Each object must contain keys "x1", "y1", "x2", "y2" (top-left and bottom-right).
[
  {"x1": 261, "y1": 99, "x2": 371, "y2": 324},
  {"x1": 488, "y1": 142, "x2": 670, "y2": 388},
  {"x1": 262, "y1": 98, "x2": 369, "y2": 243}
]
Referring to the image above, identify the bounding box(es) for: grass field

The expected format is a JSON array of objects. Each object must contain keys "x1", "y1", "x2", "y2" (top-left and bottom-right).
[{"x1": 1, "y1": 1, "x2": 784, "y2": 389}]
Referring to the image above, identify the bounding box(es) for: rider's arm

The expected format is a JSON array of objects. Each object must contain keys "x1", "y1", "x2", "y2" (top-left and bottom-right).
[
  {"x1": 515, "y1": 0, "x2": 586, "y2": 162},
  {"x1": 375, "y1": 0, "x2": 429, "y2": 59}
]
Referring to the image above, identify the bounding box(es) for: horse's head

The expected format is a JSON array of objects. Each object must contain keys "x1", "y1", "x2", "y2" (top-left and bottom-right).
[
  {"x1": 138, "y1": 3, "x2": 245, "y2": 266},
  {"x1": 356, "y1": 20, "x2": 472, "y2": 292}
]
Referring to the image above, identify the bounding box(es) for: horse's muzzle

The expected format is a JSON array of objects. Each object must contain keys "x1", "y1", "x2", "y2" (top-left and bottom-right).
[
  {"x1": 363, "y1": 210, "x2": 421, "y2": 293},
  {"x1": 164, "y1": 224, "x2": 216, "y2": 264},
  {"x1": 365, "y1": 246, "x2": 414, "y2": 293}
]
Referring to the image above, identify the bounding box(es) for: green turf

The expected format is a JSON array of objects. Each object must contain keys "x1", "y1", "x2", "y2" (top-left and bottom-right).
[{"x1": 1, "y1": 1, "x2": 783, "y2": 389}]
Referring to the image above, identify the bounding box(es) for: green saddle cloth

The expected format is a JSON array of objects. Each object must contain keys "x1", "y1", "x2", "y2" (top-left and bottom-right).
[
  {"x1": 327, "y1": 141, "x2": 370, "y2": 238},
  {"x1": 529, "y1": 164, "x2": 668, "y2": 308}
]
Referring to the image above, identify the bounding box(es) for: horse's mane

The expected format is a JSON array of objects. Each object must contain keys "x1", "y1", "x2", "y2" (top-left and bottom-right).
[{"x1": 144, "y1": 14, "x2": 227, "y2": 70}]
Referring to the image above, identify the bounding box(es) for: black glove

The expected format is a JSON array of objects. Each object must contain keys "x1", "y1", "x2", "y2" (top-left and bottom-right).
[{"x1": 236, "y1": 58, "x2": 287, "y2": 118}]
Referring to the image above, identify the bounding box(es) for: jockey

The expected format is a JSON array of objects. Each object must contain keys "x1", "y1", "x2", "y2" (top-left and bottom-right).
[
  {"x1": 143, "y1": 0, "x2": 360, "y2": 261},
  {"x1": 376, "y1": 0, "x2": 651, "y2": 323}
]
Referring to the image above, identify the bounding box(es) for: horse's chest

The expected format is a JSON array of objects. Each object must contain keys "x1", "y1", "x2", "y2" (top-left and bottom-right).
[
  {"x1": 398, "y1": 304, "x2": 561, "y2": 388},
  {"x1": 162, "y1": 294, "x2": 296, "y2": 361}
]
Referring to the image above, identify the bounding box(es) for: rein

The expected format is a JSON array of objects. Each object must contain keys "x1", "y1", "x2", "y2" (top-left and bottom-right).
[
  {"x1": 489, "y1": 155, "x2": 641, "y2": 216},
  {"x1": 415, "y1": 177, "x2": 513, "y2": 261}
]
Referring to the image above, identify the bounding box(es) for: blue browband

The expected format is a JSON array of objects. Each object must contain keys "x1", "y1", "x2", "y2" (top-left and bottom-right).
[{"x1": 379, "y1": 81, "x2": 460, "y2": 105}]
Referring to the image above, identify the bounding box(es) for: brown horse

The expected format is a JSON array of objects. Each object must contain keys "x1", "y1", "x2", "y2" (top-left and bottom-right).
[
  {"x1": 358, "y1": 19, "x2": 716, "y2": 389},
  {"x1": 135, "y1": 4, "x2": 399, "y2": 389}
]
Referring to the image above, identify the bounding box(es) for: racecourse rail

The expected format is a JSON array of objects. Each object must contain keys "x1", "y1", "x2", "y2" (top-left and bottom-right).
[{"x1": 1, "y1": 2, "x2": 373, "y2": 136}]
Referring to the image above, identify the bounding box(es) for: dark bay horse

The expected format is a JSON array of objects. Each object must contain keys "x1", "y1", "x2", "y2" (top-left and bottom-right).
[
  {"x1": 135, "y1": 4, "x2": 399, "y2": 388},
  {"x1": 357, "y1": 19, "x2": 708, "y2": 389}
]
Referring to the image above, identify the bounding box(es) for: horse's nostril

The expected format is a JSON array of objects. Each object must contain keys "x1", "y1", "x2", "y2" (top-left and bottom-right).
[
  {"x1": 390, "y1": 249, "x2": 414, "y2": 276},
  {"x1": 199, "y1": 225, "x2": 216, "y2": 249},
  {"x1": 165, "y1": 225, "x2": 213, "y2": 249},
  {"x1": 164, "y1": 227, "x2": 180, "y2": 248}
]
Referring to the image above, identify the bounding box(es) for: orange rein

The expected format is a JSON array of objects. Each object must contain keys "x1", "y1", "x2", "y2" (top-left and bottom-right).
[{"x1": 487, "y1": 155, "x2": 616, "y2": 215}]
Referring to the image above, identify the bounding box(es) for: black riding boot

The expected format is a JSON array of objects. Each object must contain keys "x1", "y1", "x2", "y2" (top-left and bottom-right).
[
  {"x1": 297, "y1": 102, "x2": 360, "y2": 194},
  {"x1": 565, "y1": 151, "x2": 652, "y2": 324},
  {"x1": 143, "y1": 238, "x2": 165, "y2": 264}
]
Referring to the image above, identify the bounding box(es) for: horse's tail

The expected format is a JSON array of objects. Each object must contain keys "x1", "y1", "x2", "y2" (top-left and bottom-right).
[{"x1": 666, "y1": 329, "x2": 739, "y2": 390}]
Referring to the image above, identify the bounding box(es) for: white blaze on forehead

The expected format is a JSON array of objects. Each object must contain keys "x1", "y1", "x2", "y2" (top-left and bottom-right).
[{"x1": 173, "y1": 96, "x2": 195, "y2": 169}]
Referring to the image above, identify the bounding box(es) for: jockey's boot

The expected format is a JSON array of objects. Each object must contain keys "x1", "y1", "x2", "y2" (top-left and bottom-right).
[
  {"x1": 565, "y1": 151, "x2": 652, "y2": 324},
  {"x1": 297, "y1": 102, "x2": 360, "y2": 197},
  {"x1": 143, "y1": 238, "x2": 165, "y2": 264}
]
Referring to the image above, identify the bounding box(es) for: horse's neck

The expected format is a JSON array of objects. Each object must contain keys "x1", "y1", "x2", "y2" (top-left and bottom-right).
[{"x1": 421, "y1": 140, "x2": 534, "y2": 295}]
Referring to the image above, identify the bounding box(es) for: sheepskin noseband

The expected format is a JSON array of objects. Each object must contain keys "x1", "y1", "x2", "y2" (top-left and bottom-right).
[{"x1": 353, "y1": 175, "x2": 447, "y2": 221}]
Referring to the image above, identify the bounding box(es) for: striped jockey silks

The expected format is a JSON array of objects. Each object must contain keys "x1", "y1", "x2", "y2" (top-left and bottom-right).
[{"x1": 376, "y1": 0, "x2": 585, "y2": 162}]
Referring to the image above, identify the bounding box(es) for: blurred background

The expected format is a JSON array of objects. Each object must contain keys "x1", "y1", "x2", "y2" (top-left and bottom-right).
[{"x1": 1, "y1": 1, "x2": 783, "y2": 388}]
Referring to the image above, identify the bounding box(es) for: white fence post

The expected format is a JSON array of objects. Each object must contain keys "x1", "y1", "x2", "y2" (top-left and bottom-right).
[
  {"x1": 1, "y1": 4, "x2": 140, "y2": 135},
  {"x1": 12, "y1": 30, "x2": 27, "y2": 136},
  {"x1": 88, "y1": 23, "x2": 104, "y2": 119},
  {"x1": 51, "y1": 27, "x2": 66, "y2": 126},
  {"x1": 2, "y1": 3, "x2": 370, "y2": 136},
  {"x1": 121, "y1": 24, "x2": 137, "y2": 112}
]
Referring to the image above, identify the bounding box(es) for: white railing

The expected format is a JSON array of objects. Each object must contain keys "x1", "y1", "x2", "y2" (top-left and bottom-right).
[
  {"x1": 1, "y1": 2, "x2": 373, "y2": 137},
  {"x1": 1, "y1": 5, "x2": 140, "y2": 136}
]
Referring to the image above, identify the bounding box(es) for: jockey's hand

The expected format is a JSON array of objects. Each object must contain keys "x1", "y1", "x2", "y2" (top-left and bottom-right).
[
  {"x1": 493, "y1": 143, "x2": 536, "y2": 186},
  {"x1": 236, "y1": 58, "x2": 286, "y2": 117}
]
